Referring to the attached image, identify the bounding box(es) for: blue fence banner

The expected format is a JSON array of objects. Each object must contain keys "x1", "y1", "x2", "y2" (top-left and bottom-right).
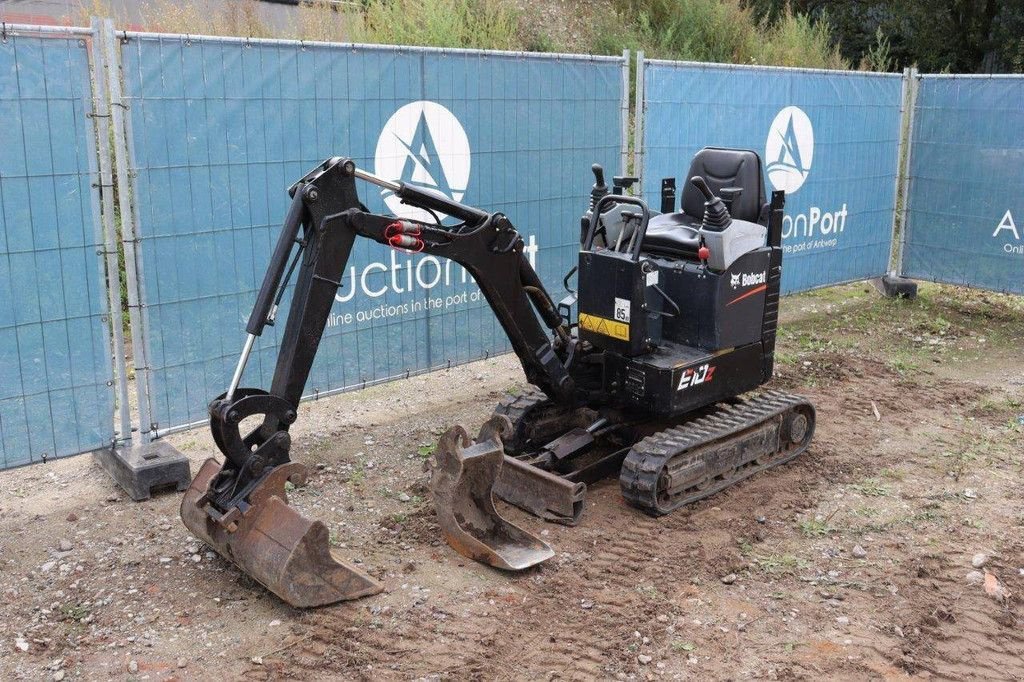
[
  {"x1": 901, "y1": 75, "x2": 1024, "y2": 294},
  {"x1": 118, "y1": 34, "x2": 625, "y2": 433},
  {"x1": 640, "y1": 60, "x2": 904, "y2": 294},
  {"x1": 0, "y1": 32, "x2": 115, "y2": 468}
]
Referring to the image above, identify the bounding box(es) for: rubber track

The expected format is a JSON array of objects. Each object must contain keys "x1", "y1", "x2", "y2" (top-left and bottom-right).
[
  {"x1": 493, "y1": 389, "x2": 555, "y2": 455},
  {"x1": 620, "y1": 391, "x2": 814, "y2": 516}
]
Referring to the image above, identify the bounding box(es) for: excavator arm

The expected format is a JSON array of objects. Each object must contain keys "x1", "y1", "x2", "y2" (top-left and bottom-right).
[
  {"x1": 182, "y1": 158, "x2": 572, "y2": 605},
  {"x1": 207, "y1": 157, "x2": 576, "y2": 515}
]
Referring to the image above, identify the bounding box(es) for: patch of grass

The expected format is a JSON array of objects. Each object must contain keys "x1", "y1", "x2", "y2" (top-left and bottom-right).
[
  {"x1": 753, "y1": 553, "x2": 807, "y2": 575},
  {"x1": 349, "y1": 462, "x2": 366, "y2": 487},
  {"x1": 887, "y1": 355, "x2": 920, "y2": 376},
  {"x1": 910, "y1": 508, "x2": 944, "y2": 523},
  {"x1": 417, "y1": 443, "x2": 437, "y2": 458},
  {"x1": 879, "y1": 467, "x2": 905, "y2": 481},
  {"x1": 390, "y1": 512, "x2": 407, "y2": 524},
  {"x1": 61, "y1": 603, "x2": 91, "y2": 622},
  {"x1": 798, "y1": 518, "x2": 833, "y2": 537},
  {"x1": 851, "y1": 480, "x2": 890, "y2": 497},
  {"x1": 975, "y1": 393, "x2": 1023, "y2": 415},
  {"x1": 849, "y1": 506, "x2": 880, "y2": 518},
  {"x1": 850, "y1": 520, "x2": 896, "y2": 536},
  {"x1": 671, "y1": 640, "x2": 696, "y2": 652},
  {"x1": 942, "y1": 449, "x2": 977, "y2": 481},
  {"x1": 775, "y1": 350, "x2": 799, "y2": 366}
]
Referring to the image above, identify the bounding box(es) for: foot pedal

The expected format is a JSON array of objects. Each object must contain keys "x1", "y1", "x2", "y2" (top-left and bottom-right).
[
  {"x1": 180, "y1": 458, "x2": 383, "y2": 608},
  {"x1": 429, "y1": 415, "x2": 554, "y2": 570}
]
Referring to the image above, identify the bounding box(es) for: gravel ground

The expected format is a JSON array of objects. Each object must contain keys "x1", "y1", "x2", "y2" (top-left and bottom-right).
[{"x1": 1, "y1": 282, "x2": 1022, "y2": 680}]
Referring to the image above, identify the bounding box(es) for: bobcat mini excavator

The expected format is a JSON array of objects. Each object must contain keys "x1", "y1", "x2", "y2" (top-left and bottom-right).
[{"x1": 180, "y1": 149, "x2": 815, "y2": 607}]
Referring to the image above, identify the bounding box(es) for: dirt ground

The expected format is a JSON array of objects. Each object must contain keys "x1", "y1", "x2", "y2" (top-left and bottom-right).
[{"x1": 1, "y1": 282, "x2": 1022, "y2": 681}]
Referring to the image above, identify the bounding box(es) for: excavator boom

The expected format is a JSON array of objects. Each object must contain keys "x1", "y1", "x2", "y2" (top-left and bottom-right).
[{"x1": 182, "y1": 158, "x2": 573, "y2": 606}]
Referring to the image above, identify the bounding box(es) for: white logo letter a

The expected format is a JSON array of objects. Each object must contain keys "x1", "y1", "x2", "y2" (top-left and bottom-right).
[{"x1": 993, "y1": 210, "x2": 1019, "y2": 240}]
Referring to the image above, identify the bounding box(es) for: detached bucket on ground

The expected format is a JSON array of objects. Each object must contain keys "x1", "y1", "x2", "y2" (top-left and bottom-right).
[{"x1": 429, "y1": 415, "x2": 554, "y2": 570}]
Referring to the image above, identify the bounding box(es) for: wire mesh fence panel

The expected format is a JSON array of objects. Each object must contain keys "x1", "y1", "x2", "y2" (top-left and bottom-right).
[
  {"x1": 900, "y1": 75, "x2": 1024, "y2": 294},
  {"x1": 640, "y1": 61, "x2": 904, "y2": 294},
  {"x1": 116, "y1": 34, "x2": 625, "y2": 435},
  {"x1": 0, "y1": 28, "x2": 117, "y2": 468}
]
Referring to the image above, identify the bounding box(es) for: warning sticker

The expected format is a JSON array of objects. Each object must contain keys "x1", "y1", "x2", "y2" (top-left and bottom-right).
[{"x1": 579, "y1": 312, "x2": 630, "y2": 341}]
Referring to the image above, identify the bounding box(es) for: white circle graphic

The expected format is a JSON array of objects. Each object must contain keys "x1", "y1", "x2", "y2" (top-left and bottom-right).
[
  {"x1": 374, "y1": 101, "x2": 471, "y2": 221},
  {"x1": 765, "y1": 106, "x2": 814, "y2": 194}
]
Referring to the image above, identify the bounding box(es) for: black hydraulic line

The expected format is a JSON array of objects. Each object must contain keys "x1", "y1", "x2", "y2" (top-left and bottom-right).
[
  {"x1": 269, "y1": 241, "x2": 306, "y2": 320},
  {"x1": 247, "y1": 190, "x2": 306, "y2": 336}
]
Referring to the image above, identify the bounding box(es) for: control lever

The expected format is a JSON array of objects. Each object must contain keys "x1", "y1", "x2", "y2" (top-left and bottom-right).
[
  {"x1": 690, "y1": 176, "x2": 732, "y2": 232},
  {"x1": 616, "y1": 210, "x2": 643, "y2": 253},
  {"x1": 719, "y1": 186, "x2": 742, "y2": 214},
  {"x1": 590, "y1": 164, "x2": 609, "y2": 209},
  {"x1": 613, "y1": 175, "x2": 639, "y2": 195},
  {"x1": 660, "y1": 178, "x2": 676, "y2": 213}
]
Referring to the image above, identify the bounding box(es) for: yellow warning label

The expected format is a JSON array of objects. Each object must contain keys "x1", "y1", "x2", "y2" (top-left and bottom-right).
[{"x1": 579, "y1": 312, "x2": 630, "y2": 341}]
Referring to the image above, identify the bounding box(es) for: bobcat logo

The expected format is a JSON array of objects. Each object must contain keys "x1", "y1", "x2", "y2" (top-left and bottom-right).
[{"x1": 730, "y1": 273, "x2": 741, "y2": 289}]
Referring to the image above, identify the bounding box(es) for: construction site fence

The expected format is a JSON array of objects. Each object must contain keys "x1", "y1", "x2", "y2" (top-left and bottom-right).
[{"x1": 0, "y1": 19, "x2": 1021, "y2": 470}]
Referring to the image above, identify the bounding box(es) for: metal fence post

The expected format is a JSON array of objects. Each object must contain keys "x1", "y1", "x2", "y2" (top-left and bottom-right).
[
  {"x1": 101, "y1": 19, "x2": 155, "y2": 444},
  {"x1": 632, "y1": 51, "x2": 645, "y2": 193},
  {"x1": 89, "y1": 18, "x2": 132, "y2": 445},
  {"x1": 886, "y1": 67, "x2": 911, "y2": 273},
  {"x1": 895, "y1": 67, "x2": 920, "y2": 277},
  {"x1": 620, "y1": 49, "x2": 630, "y2": 176}
]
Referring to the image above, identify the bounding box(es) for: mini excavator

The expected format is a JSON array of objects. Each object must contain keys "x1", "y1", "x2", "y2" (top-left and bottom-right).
[{"x1": 181, "y1": 149, "x2": 815, "y2": 607}]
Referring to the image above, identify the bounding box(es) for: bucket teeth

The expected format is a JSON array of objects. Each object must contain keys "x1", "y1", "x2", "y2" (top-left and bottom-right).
[
  {"x1": 180, "y1": 458, "x2": 383, "y2": 608},
  {"x1": 428, "y1": 415, "x2": 555, "y2": 570}
]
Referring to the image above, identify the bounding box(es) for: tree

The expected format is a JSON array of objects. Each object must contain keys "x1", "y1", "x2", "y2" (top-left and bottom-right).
[{"x1": 742, "y1": 0, "x2": 1024, "y2": 73}]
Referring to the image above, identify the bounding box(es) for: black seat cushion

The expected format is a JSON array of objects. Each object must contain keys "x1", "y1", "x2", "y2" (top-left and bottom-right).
[
  {"x1": 641, "y1": 211, "x2": 701, "y2": 257},
  {"x1": 640, "y1": 147, "x2": 767, "y2": 258},
  {"x1": 681, "y1": 147, "x2": 766, "y2": 224}
]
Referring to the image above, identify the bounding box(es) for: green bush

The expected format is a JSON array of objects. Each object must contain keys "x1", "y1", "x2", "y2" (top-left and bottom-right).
[
  {"x1": 358, "y1": 0, "x2": 521, "y2": 51},
  {"x1": 592, "y1": 0, "x2": 849, "y2": 69},
  {"x1": 755, "y1": 11, "x2": 848, "y2": 69}
]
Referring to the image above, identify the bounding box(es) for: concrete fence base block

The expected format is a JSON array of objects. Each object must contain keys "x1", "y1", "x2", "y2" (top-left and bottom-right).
[
  {"x1": 94, "y1": 440, "x2": 192, "y2": 501},
  {"x1": 872, "y1": 274, "x2": 919, "y2": 300}
]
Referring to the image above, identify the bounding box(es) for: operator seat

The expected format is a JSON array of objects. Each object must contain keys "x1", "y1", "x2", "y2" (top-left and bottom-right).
[{"x1": 641, "y1": 147, "x2": 768, "y2": 258}]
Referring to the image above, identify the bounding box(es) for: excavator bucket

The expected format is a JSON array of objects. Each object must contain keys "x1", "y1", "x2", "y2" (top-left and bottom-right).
[
  {"x1": 429, "y1": 415, "x2": 554, "y2": 570},
  {"x1": 180, "y1": 458, "x2": 383, "y2": 608}
]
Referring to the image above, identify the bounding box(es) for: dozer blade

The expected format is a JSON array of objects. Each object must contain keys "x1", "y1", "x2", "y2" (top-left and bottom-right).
[
  {"x1": 429, "y1": 415, "x2": 554, "y2": 570},
  {"x1": 494, "y1": 456, "x2": 586, "y2": 526},
  {"x1": 180, "y1": 458, "x2": 383, "y2": 608}
]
